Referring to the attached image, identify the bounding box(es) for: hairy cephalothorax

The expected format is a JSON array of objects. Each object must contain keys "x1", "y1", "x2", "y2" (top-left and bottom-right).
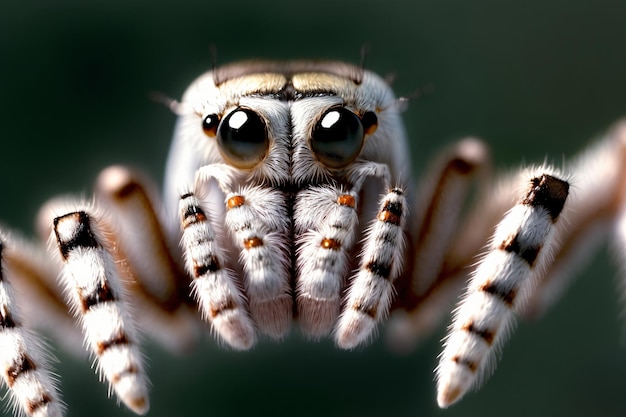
[{"x1": 1, "y1": 60, "x2": 625, "y2": 416}]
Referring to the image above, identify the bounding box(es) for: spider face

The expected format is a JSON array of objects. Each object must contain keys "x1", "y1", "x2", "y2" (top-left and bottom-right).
[
  {"x1": 165, "y1": 60, "x2": 411, "y2": 346},
  {"x1": 1, "y1": 59, "x2": 626, "y2": 417}
]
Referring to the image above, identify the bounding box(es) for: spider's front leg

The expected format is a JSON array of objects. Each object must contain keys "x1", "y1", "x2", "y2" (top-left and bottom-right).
[
  {"x1": 331, "y1": 161, "x2": 408, "y2": 348},
  {"x1": 179, "y1": 163, "x2": 292, "y2": 345}
]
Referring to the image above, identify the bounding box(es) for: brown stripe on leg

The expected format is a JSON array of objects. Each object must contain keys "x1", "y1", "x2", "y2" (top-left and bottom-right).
[
  {"x1": 79, "y1": 281, "x2": 117, "y2": 313},
  {"x1": 26, "y1": 394, "x2": 52, "y2": 414},
  {"x1": 499, "y1": 234, "x2": 542, "y2": 266},
  {"x1": 479, "y1": 281, "x2": 517, "y2": 308},
  {"x1": 451, "y1": 355, "x2": 478, "y2": 373},
  {"x1": 97, "y1": 331, "x2": 130, "y2": 355},
  {"x1": 352, "y1": 299, "x2": 378, "y2": 319},
  {"x1": 461, "y1": 321, "x2": 496, "y2": 346},
  {"x1": 6, "y1": 353, "x2": 36, "y2": 387}
]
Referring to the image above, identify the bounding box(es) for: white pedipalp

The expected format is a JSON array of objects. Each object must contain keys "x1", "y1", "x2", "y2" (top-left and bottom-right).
[
  {"x1": 294, "y1": 187, "x2": 359, "y2": 338},
  {"x1": 223, "y1": 186, "x2": 293, "y2": 339}
]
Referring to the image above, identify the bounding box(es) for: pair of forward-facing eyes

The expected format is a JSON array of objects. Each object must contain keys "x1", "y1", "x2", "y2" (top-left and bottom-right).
[{"x1": 200, "y1": 106, "x2": 379, "y2": 169}]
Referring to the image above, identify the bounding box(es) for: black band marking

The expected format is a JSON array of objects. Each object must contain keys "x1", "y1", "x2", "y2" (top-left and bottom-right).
[
  {"x1": 6, "y1": 353, "x2": 36, "y2": 387},
  {"x1": 462, "y1": 321, "x2": 496, "y2": 346},
  {"x1": 451, "y1": 355, "x2": 478, "y2": 373},
  {"x1": 480, "y1": 281, "x2": 517, "y2": 308},
  {"x1": 365, "y1": 260, "x2": 392, "y2": 280},
  {"x1": 97, "y1": 332, "x2": 129, "y2": 355},
  {"x1": 522, "y1": 174, "x2": 569, "y2": 221},
  {"x1": 500, "y1": 234, "x2": 541, "y2": 266},
  {"x1": 194, "y1": 255, "x2": 221, "y2": 277},
  {"x1": 80, "y1": 281, "x2": 116, "y2": 312},
  {"x1": 54, "y1": 211, "x2": 99, "y2": 260}
]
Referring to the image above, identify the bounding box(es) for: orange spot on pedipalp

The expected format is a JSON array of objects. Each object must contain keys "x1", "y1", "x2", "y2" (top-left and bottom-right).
[
  {"x1": 243, "y1": 237, "x2": 263, "y2": 249},
  {"x1": 227, "y1": 195, "x2": 245, "y2": 209},
  {"x1": 320, "y1": 238, "x2": 341, "y2": 250},
  {"x1": 337, "y1": 194, "x2": 355, "y2": 208}
]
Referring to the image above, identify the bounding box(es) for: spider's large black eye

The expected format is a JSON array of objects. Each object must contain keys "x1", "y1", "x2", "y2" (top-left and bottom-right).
[
  {"x1": 217, "y1": 108, "x2": 269, "y2": 169},
  {"x1": 311, "y1": 107, "x2": 365, "y2": 169}
]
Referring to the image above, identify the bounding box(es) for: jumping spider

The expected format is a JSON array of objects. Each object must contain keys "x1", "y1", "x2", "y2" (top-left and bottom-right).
[{"x1": 1, "y1": 60, "x2": 625, "y2": 416}]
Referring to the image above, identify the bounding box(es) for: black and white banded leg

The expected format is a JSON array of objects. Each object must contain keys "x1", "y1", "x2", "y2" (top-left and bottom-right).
[
  {"x1": 335, "y1": 186, "x2": 408, "y2": 348},
  {"x1": 179, "y1": 192, "x2": 256, "y2": 350},
  {"x1": 436, "y1": 170, "x2": 569, "y2": 407},
  {"x1": 53, "y1": 209, "x2": 149, "y2": 415},
  {"x1": 0, "y1": 236, "x2": 64, "y2": 417}
]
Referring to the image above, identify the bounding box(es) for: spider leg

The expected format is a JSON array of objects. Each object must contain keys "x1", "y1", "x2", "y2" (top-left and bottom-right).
[
  {"x1": 386, "y1": 138, "x2": 492, "y2": 352},
  {"x1": 334, "y1": 161, "x2": 408, "y2": 349},
  {"x1": 294, "y1": 186, "x2": 359, "y2": 338},
  {"x1": 0, "y1": 230, "x2": 81, "y2": 355},
  {"x1": 179, "y1": 192, "x2": 256, "y2": 350},
  {"x1": 436, "y1": 168, "x2": 570, "y2": 408},
  {"x1": 195, "y1": 165, "x2": 293, "y2": 339},
  {"x1": 521, "y1": 122, "x2": 626, "y2": 318},
  {"x1": 51, "y1": 204, "x2": 150, "y2": 415},
  {"x1": 92, "y1": 166, "x2": 199, "y2": 353},
  {"x1": 0, "y1": 235, "x2": 65, "y2": 417}
]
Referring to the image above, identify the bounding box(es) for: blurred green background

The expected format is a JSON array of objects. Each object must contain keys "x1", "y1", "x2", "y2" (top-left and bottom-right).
[{"x1": 2, "y1": 1, "x2": 626, "y2": 416}]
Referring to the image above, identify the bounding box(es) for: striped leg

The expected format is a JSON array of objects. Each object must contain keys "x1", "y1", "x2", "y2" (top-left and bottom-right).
[
  {"x1": 436, "y1": 171, "x2": 569, "y2": 407},
  {"x1": 294, "y1": 187, "x2": 359, "y2": 338},
  {"x1": 93, "y1": 166, "x2": 199, "y2": 353},
  {"x1": 179, "y1": 192, "x2": 256, "y2": 350},
  {"x1": 335, "y1": 188, "x2": 407, "y2": 349},
  {"x1": 53, "y1": 209, "x2": 149, "y2": 415},
  {"x1": 0, "y1": 236, "x2": 64, "y2": 417},
  {"x1": 386, "y1": 138, "x2": 492, "y2": 352}
]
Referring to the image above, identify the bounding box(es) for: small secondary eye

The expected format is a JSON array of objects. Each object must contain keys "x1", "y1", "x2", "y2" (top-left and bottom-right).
[
  {"x1": 217, "y1": 108, "x2": 268, "y2": 169},
  {"x1": 311, "y1": 107, "x2": 365, "y2": 169},
  {"x1": 202, "y1": 114, "x2": 220, "y2": 137}
]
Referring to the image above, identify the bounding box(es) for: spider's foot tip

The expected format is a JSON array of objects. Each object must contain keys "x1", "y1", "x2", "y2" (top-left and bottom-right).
[
  {"x1": 436, "y1": 384, "x2": 463, "y2": 409},
  {"x1": 125, "y1": 395, "x2": 150, "y2": 415}
]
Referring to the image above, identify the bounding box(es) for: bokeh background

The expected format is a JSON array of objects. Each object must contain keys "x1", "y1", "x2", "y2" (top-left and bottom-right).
[{"x1": 2, "y1": 1, "x2": 626, "y2": 416}]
